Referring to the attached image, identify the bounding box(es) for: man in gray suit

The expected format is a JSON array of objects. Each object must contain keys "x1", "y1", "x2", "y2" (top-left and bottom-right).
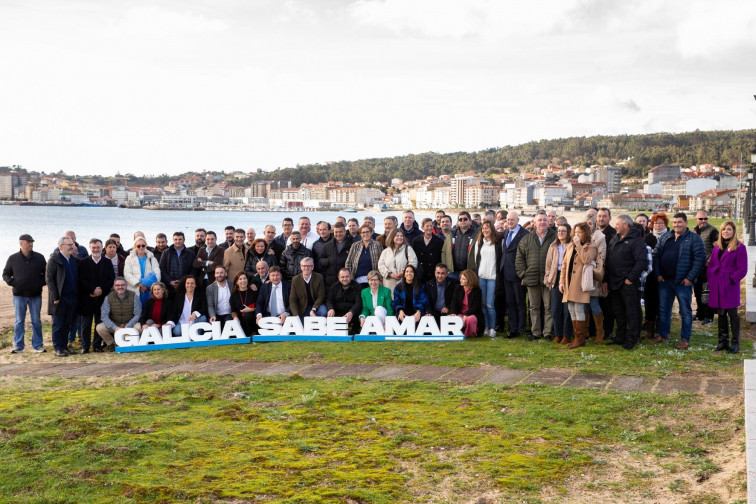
[{"x1": 206, "y1": 265, "x2": 233, "y2": 327}]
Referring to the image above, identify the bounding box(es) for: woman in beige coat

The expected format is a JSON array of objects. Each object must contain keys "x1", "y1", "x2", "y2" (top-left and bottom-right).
[
  {"x1": 560, "y1": 222, "x2": 598, "y2": 349},
  {"x1": 378, "y1": 228, "x2": 418, "y2": 296}
]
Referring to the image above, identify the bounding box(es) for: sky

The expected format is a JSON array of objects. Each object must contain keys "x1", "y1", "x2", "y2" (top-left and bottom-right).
[{"x1": 1, "y1": 0, "x2": 756, "y2": 176}]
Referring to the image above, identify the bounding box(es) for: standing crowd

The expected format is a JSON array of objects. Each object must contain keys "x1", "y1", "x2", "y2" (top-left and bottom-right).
[{"x1": 3, "y1": 208, "x2": 747, "y2": 357}]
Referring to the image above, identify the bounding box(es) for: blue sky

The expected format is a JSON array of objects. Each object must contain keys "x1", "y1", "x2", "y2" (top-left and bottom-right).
[{"x1": 1, "y1": 0, "x2": 755, "y2": 176}]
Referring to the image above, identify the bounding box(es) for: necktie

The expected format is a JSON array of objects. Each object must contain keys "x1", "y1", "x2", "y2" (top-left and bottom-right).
[
  {"x1": 270, "y1": 285, "x2": 278, "y2": 316},
  {"x1": 506, "y1": 231, "x2": 512, "y2": 248}
]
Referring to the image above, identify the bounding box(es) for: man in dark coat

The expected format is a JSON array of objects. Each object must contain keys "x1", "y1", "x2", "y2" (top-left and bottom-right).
[
  {"x1": 47, "y1": 235, "x2": 80, "y2": 357},
  {"x1": 326, "y1": 268, "x2": 362, "y2": 333},
  {"x1": 77, "y1": 238, "x2": 115, "y2": 353},
  {"x1": 413, "y1": 218, "x2": 444, "y2": 285},
  {"x1": 500, "y1": 211, "x2": 529, "y2": 338},
  {"x1": 318, "y1": 222, "x2": 353, "y2": 287},
  {"x1": 3, "y1": 234, "x2": 46, "y2": 353},
  {"x1": 263, "y1": 225, "x2": 285, "y2": 263},
  {"x1": 399, "y1": 210, "x2": 423, "y2": 244},
  {"x1": 603, "y1": 215, "x2": 648, "y2": 350},
  {"x1": 597, "y1": 207, "x2": 617, "y2": 339},
  {"x1": 515, "y1": 212, "x2": 556, "y2": 340},
  {"x1": 192, "y1": 231, "x2": 224, "y2": 290},
  {"x1": 255, "y1": 266, "x2": 291, "y2": 322},
  {"x1": 424, "y1": 263, "x2": 458, "y2": 323},
  {"x1": 159, "y1": 231, "x2": 196, "y2": 296},
  {"x1": 279, "y1": 231, "x2": 313, "y2": 282}
]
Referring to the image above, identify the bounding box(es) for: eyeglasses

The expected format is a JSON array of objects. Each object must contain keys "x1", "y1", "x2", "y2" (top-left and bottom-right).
[
  {"x1": 301, "y1": 264, "x2": 313, "y2": 268},
  {"x1": 458, "y1": 217, "x2": 469, "y2": 221}
]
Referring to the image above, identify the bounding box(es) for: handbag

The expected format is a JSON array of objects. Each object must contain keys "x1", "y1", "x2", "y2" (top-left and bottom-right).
[{"x1": 582, "y1": 261, "x2": 596, "y2": 292}]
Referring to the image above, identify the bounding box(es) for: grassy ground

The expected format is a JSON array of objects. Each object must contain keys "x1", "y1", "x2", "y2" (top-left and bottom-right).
[{"x1": 0, "y1": 373, "x2": 746, "y2": 504}]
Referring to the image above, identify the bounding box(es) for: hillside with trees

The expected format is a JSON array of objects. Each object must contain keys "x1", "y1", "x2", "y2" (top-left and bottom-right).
[{"x1": 229, "y1": 129, "x2": 756, "y2": 186}]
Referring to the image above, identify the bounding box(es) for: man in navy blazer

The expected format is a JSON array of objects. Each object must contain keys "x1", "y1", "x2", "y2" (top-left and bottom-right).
[
  {"x1": 424, "y1": 263, "x2": 458, "y2": 322},
  {"x1": 500, "y1": 211, "x2": 529, "y2": 338},
  {"x1": 255, "y1": 266, "x2": 291, "y2": 323}
]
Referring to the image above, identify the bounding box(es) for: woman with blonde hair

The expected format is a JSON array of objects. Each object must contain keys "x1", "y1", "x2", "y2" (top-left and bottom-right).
[
  {"x1": 378, "y1": 228, "x2": 418, "y2": 295},
  {"x1": 560, "y1": 222, "x2": 598, "y2": 349},
  {"x1": 124, "y1": 236, "x2": 160, "y2": 305},
  {"x1": 707, "y1": 221, "x2": 747, "y2": 353}
]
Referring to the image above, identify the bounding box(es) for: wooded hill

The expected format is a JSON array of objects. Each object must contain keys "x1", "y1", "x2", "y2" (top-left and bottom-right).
[{"x1": 232, "y1": 129, "x2": 756, "y2": 186}]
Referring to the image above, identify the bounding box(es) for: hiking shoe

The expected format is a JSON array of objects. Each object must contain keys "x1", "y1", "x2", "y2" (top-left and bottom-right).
[
  {"x1": 10, "y1": 347, "x2": 24, "y2": 354},
  {"x1": 676, "y1": 340, "x2": 689, "y2": 350},
  {"x1": 33, "y1": 347, "x2": 47, "y2": 353}
]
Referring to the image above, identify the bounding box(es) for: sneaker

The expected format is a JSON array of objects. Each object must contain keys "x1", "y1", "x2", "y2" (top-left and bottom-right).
[
  {"x1": 33, "y1": 347, "x2": 47, "y2": 353},
  {"x1": 10, "y1": 347, "x2": 24, "y2": 354}
]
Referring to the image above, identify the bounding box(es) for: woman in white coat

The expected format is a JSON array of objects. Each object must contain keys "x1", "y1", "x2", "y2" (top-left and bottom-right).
[
  {"x1": 124, "y1": 236, "x2": 161, "y2": 304},
  {"x1": 378, "y1": 228, "x2": 418, "y2": 296}
]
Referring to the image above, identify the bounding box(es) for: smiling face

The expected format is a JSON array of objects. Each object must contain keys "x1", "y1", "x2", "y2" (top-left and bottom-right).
[
  {"x1": 721, "y1": 223, "x2": 734, "y2": 240},
  {"x1": 403, "y1": 266, "x2": 415, "y2": 284}
]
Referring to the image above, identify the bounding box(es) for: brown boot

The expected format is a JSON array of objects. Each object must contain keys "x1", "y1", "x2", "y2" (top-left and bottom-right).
[
  {"x1": 593, "y1": 313, "x2": 605, "y2": 343},
  {"x1": 553, "y1": 335, "x2": 563, "y2": 343},
  {"x1": 562, "y1": 321, "x2": 576, "y2": 346},
  {"x1": 642, "y1": 320, "x2": 655, "y2": 339},
  {"x1": 569, "y1": 320, "x2": 587, "y2": 349}
]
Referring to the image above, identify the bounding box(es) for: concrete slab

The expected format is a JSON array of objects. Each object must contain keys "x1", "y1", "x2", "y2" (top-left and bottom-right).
[
  {"x1": 255, "y1": 363, "x2": 310, "y2": 376},
  {"x1": 225, "y1": 362, "x2": 276, "y2": 375},
  {"x1": 326, "y1": 364, "x2": 382, "y2": 378},
  {"x1": 160, "y1": 362, "x2": 215, "y2": 374},
  {"x1": 605, "y1": 376, "x2": 656, "y2": 393},
  {"x1": 297, "y1": 363, "x2": 343, "y2": 378},
  {"x1": 403, "y1": 366, "x2": 455, "y2": 381},
  {"x1": 56, "y1": 364, "x2": 98, "y2": 377},
  {"x1": 563, "y1": 373, "x2": 612, "y2": 390},
  {"x1": 441, "y1": 367, "x2": 490, "y2": 384},
  {"x1": 364, "y1": 365, "x2": 419, "y2": 380},
  {"x1": 521, "y1": 369, "x2": 573, "y2": 386},
  {"x1": 75, "y1": 363, "x2": 125, "y2": 377},
  {"x1": 703, "y1": 379, "x2": 743, "y2": 397},
  {"x1": 478, "y1": 368, "x2": 531, "y2": 385},
  {"x1": 653, "y1": 377, "x2": 703, "y2": 395}
]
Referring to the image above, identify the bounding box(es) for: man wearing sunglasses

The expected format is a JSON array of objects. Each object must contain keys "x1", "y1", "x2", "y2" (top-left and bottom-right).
[
  {"x1": 450, "y1": 212, "x2": 475, "y2": 281},
  {"x1": 693, "y1": 211, "x2": 718, "y2": 325}
]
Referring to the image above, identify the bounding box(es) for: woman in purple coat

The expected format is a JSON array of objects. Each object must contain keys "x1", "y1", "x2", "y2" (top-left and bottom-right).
[{"x1": 707, "y1": 221, "x2": 747, "y2": 353}]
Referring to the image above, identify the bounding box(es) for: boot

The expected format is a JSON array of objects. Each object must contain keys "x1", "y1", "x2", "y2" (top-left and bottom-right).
[
  {"x1": 593, "y1": 313, "x2": 605, "y2": 343},
  {"x1": 642, "y1": 320, "x2": 655, "y2": 339},
  {"x1": 562, "y1": 321, "x2": 576, "y2": 346},
  {"x1": 715, "y1": 313, "x2": 729, "y2": 352},
  {"x1": 568, "y1": 320, "x2": 587, "y2": 349},
  {"x1": 729, "y1": 312, "x2": 740, "y2": 354},
  {"x1": 553, "y1": 335, "x2": 563, "y2": 344}
]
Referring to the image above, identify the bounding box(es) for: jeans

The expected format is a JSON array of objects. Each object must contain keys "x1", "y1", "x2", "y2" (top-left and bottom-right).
[
  {"x1": 13, "y1": 295, "x2": 43, "y2": 350},
  {"x1": 480, "y1": 278, "x2": 497, "y2": 329},
  {"x1": 172, "y1": 315, "x2": 209, "y2": 335},
  {"x1": 51, "y1": 295, "x2": 78, "y2": 352},
  {"x1": 567, "y1": 301, "x2": 587, "y2": 322},
  {"x1": 585, "y1": 296, "x2": 602, "y2": 315},
  {"x1": 300, "y1": 304, "x2": 328, "y2": 322},
  {"x1": 657, "y1": 280, "x2": 694, "y2": 342}
]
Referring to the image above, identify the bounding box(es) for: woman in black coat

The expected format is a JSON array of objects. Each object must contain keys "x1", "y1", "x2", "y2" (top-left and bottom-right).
[
  {"x1": 448, "y1": 269, "x2": 484, "y2": 338},
  {"x1": 230, "y1": 271, "x2": 258, "y2": 336},
  {"x1": 169, "y1": 275, "x2": 208, "y2": 335},
  {"x1": 139, "y1": 282, "x2": 173, "y2": 329}
]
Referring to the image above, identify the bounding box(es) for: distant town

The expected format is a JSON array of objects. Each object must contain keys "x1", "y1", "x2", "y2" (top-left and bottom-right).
[{"x1": 0, "y1": 162, "x2": 746, "y2": 216}]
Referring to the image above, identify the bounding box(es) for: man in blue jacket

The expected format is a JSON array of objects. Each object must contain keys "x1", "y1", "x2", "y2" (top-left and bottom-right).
[{"x1": 652, "y1": 212, "x2": 705, "y2": 349}]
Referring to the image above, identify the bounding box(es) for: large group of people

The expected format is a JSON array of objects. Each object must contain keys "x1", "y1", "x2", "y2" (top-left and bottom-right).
[{"x1": 2, "y1": 208, "x2": 747, "y2": 357}]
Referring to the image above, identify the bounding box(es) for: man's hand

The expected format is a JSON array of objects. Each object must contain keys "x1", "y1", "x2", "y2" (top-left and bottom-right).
[
  {"x1": 624, "y1": 279, "x2": 632, "y2": 285},
  {"x1": 209, "y1": 316, "x2": 216, "y2": 323},
  {"x1": 602, "y1": 282, "x2": 608, "y2": 294},
  {"x1": 278, "y1": 313, "x2": 287, "y2": 323},
  {"x1": 682, "y1": 278, "x2": 692, "y2": 286},
  {"x1": 93, "y1": 287, "x2": 102, "y2": 297},
  {"x1": 327, "y1": 309, "x2": 335, "y2": 317},
  {"x1": 345, "y1": 312, "x2": 353, "y2": 323},
  {"x1": 413, "y1": 311, "x2": 421, "y2": 322},
  {"x1": 657, "y1": 275, "x2": 664, "y2": 282},
  {"x1": 440, "y1": 307, "x2": 449, "y2": 314},
  {"x1": 171, "y1": 280, "x2": 179, "y2": 288}
]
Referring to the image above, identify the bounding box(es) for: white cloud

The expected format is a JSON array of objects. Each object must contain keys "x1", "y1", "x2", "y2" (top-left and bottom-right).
[
  {"x1": 674, "y1": 0, "x2": 756, "y2": 59},
  {"x1": 106, "y1": 6, "x2": 228, "y2": 38}
]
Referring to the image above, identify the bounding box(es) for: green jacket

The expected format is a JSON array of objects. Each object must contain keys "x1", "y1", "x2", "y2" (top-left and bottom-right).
[{"x1": 515, "y1": 228, "x2": 556, "y2": 287}]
